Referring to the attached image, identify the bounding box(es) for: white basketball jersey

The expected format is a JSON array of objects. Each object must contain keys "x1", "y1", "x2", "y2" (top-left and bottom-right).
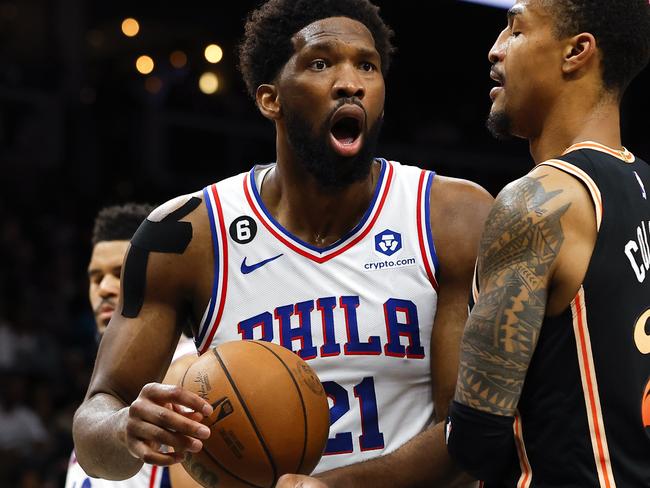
[
  {"x1": 64, "y1": 453, "x2": 167, "y2": 488},
  {"x1": 197, "y1": 159, "x2": 439, "y2": 473},
  {"x1": 65, "y1": 337, "x2": 196, "y2": 488}
]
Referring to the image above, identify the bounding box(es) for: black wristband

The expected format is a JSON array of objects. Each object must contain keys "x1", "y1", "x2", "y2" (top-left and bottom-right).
[{"x1": 446, "y1": 400, "x2": 516, "y2": 482}]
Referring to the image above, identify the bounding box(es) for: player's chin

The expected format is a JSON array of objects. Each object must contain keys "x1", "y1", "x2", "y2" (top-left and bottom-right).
[{"x1": 95, "y1": 321, "x2": 108, "y2": 336}]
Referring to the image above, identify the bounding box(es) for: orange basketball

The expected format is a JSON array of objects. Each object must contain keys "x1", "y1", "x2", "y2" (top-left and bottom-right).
[
  {"x1": 179, "y1": 340, "x2": 330, "y2": 488},
  {"x1": 642, "y1": 378, "x2": 650, "y2": 429}
]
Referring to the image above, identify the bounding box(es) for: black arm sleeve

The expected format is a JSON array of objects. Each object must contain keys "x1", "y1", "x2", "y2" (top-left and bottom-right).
[{"x1": 445, "y1": 400, "x2": 516, "y2": 482}]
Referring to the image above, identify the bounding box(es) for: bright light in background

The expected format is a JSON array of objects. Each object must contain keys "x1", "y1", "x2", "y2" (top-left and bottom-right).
[
  {"x1": 136, "y1": 55, "x2": 154, "y2": 75},
  {"x1": 459, "y1": 0, "x2": 513, "y2": 8},
  {"x1": 170, "y1": 50, "x2": 187, "y2": 69},
  {"x1": 199, "y1": 72, "x2": 219, "y2": 94},
  {"x1": 204, "y1": 44, "x2": 223, "y2": 64},
  {"x1": 121, "y1": 18, "x2": 140, "y2": 37}
]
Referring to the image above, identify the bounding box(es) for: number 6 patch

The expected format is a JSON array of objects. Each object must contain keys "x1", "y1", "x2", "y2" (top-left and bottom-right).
[{"x1": 229, "y1": 216, "x2": 257, "y2": 244}]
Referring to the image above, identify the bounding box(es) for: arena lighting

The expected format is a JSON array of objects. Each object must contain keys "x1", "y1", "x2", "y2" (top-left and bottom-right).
[
  {"x1": 199, "y1": 72, "x2": 219, "y2": 94},
  {"x1": 170, "y1": 50, "x2": 187, "y2": 69},
  {"x1": 204, "y1": 44, "x2": 224, "y2": 64},
  {"x1": 459, "y1": 0, "x2": 513, "y2": 8},
  {"x1": 136, "y1": 55, "x2": 154, "y2": 75},
  {"x1": 121, "y1": 18, "x2": 140, "y2": 37}
]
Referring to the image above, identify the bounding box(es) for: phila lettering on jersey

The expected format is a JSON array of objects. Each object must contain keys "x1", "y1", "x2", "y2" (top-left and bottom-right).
[{"x1": 198, "y1": 159, "x2": 439, "y2": 473}]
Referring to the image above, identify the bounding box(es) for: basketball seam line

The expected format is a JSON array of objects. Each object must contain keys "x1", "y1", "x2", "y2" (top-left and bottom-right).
[
  {"x1": 200, "y1": 440, "x2": 262, "y2": 487},
  {"x1": 251, "y1": 341, "x2": 309, "y2": 477},
  {"x1": 213, "y1": 347, "x2": 278, "y2": 488},
  {"x1": 182, "y1": 358, "x2": 264, "y2": 488},
  {"x1": 179, "y1": 364, "x2": 191, "y2": 389}
]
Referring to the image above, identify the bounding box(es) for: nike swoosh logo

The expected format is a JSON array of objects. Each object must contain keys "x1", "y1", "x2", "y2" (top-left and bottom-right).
[{"x1": 240, "y1": 254, "x2": 283, "y2": 274}]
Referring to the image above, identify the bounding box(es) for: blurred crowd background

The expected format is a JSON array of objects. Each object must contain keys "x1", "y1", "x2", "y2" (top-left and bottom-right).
[{"x1": 0, "y1": 0, "x2": 648, "y2": 486}]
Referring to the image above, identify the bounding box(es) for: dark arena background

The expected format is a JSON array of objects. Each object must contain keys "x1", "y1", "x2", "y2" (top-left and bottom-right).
[{"x1": 0, "y1": 0, "x2": 647, "y2": 486}]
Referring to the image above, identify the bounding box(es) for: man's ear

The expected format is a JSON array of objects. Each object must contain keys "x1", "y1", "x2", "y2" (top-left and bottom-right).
[
  {"x1": 562, "y1": 32, "x2": 597, "y2": 75},
  {"x1": 256, "y1": 84, "x2": 281, "y2": 120}
]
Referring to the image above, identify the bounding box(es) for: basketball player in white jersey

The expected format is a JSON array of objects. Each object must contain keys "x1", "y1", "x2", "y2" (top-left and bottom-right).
[
  {"x1": 72, "y1": 1, "x2": 493, "y2": 486},
  {"x1": 65, "y1": 204, "x2": 199, "y2": 488}
]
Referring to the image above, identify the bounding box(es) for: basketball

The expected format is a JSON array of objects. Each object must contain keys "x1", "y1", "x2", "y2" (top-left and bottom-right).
[{"x1": 179, "y1": 340, "x2": 330, "y2": 487}]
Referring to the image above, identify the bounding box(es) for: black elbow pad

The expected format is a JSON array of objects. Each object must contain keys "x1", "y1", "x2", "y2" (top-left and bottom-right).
[{"x1": 446, "y1": 400, "x2": 516, "y2": 482}]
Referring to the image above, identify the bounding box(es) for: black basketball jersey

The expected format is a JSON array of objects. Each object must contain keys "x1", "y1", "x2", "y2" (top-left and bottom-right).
[{"x1": 485, "y1": 141, "x2": 650, "y2": 488}]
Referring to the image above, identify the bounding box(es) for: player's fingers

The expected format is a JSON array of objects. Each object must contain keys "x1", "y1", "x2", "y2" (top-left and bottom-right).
[
  {"x1": 171, "y1": 402, "x2": 205, "y2": 422},
  {"x1": 129, "y1": 398, "x2": 211, "y2": 440},
  {"x1": 126, "y1": 419, "x2": 205, "y2": 455},
  {"x1": 140, "y1": 382, "x2": 213, "y2": 416},
  {"x1": 128, "y1": 438, "x2": 185, "y2": 466}
]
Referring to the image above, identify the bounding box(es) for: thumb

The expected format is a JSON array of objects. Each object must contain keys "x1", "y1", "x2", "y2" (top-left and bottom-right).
[{"x1": 276, "y1": 474, "x2": 305, "y2": 488}]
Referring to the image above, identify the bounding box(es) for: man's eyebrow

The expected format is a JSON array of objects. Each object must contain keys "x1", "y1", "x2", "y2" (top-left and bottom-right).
[
  {"x1": 302, "y1": 40, "x2": 379, "y2": 59},
  {"x1": 507, "y1": 5, "x2": 525, "y2": 23},
  {"x1": 302, "y1": 39, "x2": 338, "y2": 52}
]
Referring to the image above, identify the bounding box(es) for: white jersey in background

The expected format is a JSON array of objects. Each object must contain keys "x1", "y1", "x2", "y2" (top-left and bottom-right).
[{"x1": 198, "y1": 159, "x2": 439, "y2": 473}]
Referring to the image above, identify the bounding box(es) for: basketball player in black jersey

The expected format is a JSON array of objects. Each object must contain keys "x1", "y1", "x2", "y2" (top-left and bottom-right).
[{"x1": 446, "y1": 1, "x2": 650, "y2": 487}]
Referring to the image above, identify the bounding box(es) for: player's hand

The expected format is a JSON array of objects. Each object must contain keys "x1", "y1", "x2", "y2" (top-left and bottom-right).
[
  {"x1": 123, "y1": 382, "x2": 213, "y2": 466},
  {"x1": 276, "y1": 474, "x2": 329, "y2": 488}
]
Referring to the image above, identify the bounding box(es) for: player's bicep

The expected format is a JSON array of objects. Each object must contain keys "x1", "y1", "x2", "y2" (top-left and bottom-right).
[
  {"x1": 455, "y1": 173, "x2": 571, "y2": 416},
  {"x1": 428, "y1": 178, "x2": 493, "y2": 420}
]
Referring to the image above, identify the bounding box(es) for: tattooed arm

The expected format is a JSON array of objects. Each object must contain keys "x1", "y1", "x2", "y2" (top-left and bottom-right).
[
  {"x1": 447, "y1": 165, "x2": 596, "y2": 479},
  {"x1": 455, "y1": 172, "x2": 570, "y2": 414}
]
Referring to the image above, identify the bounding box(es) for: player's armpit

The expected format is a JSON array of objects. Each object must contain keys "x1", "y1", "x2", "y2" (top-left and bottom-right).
[{"x1": 454, "y1": 173, "x2": 572, "y2": 416}]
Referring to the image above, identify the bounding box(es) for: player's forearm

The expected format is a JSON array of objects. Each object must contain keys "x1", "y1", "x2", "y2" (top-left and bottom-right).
[
  {"x1": 72, "y1": 393, "x2": 143, "y2": 480},
  {"x1": 316, "y1": 422, "x2": 469, "y2": 488}
]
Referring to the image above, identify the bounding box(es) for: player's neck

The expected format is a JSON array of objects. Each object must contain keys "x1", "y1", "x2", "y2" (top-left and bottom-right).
[
  {"x1": 261, "y1": 154, "x2": 380, "y2": 248},
  {"x1": 529, "y1": 93, "x2": 622, "y2": 164}
]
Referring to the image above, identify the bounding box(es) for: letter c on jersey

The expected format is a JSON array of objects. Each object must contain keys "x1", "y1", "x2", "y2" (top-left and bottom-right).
[{"x1": 634, "y1": 308, "x2": 650, "y2": 355}]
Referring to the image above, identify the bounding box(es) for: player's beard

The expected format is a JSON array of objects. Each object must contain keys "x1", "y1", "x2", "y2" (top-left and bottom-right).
[
  {"x1": 486, "y1": 109, "x2": 513, "y2": 140},
  {"x1": 285, "y1": 107, "x2": 383, "y2": 190}
]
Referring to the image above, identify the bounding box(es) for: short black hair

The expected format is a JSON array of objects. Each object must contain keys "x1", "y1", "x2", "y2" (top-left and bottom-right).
[
  {"x1": 238, "y1": 0, "x2": 395, "y2": 99},
  {"x1": 91, "y1": 203, "x2": 153, "y2": 246},
  {"x1": 546, "y1": 0, "x2": 650, "y2": 93}
]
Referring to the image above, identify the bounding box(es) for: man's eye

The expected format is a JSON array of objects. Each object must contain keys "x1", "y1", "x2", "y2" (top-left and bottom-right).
[
  {"x1": 311, "y1": 60, "x2": 327, "y2": 70},
  {"x1": 360, "y1": 62, "x2": 376, "y2": 72}
]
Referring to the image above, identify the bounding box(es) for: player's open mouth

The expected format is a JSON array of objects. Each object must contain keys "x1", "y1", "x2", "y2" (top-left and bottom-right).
[{"x1": 329, "y1": 104, "x2": 365, "y2": 157}]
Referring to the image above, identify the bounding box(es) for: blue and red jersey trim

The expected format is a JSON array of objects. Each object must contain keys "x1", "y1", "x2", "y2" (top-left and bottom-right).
[
  {"x1": 197, "y1": 184, "x2": 229, "y2": 354},
  {"x1": 416, "y1": 170, "x2": 440, "y2": 291},
  {"x1": 244, "y1": 159, "x2": 394, "y2": 264}
]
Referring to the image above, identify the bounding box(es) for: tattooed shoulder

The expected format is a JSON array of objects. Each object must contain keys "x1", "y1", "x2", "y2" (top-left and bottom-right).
[{"x1": 455, "y1": 175, "x2": 571, "y2": 415}]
